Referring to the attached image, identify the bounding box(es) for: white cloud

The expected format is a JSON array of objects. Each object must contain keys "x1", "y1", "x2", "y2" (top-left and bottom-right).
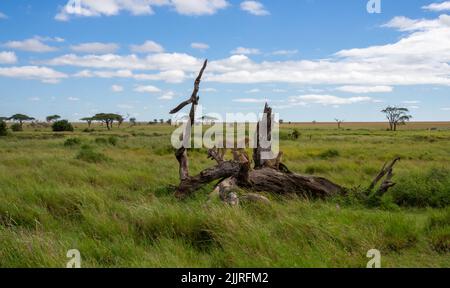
[
  {"x1": 207, "y1": 14, "x2": 450, "y2": 86},
  {"x1": 0, "y1": 12, "x2": 7, "y2": 19},
  {"x1": 71, "y1": 42, "x2": 119, "y2": 54},
  {"x1": 34, "y1": 13, "x2": 450, "y2": 89},
  {"x1": 336, "y1": 85, "x2": 393, "y2": 94},
  {"x1": 233, "y1": 98, "x2": 267, "y2": 103},
  {"x1": 159, "y1": 91, "x2": 176, "y2": 100},
  {"x1": 74, "y1": 68, "x2": 187, "y2": 83},
  {"x1": 134, "y1": 85, "x2": 161, "y2": 93},
  {"x1": 403, "y1": 100, "x2": 421, "y2": 104},
  {"x1": 246, "y1": 88, "x2": 261, "y2": 93},
  {"x1": 202, "y1": 87, "x2": 217, "y2": 92},
  {"x1": 56, "y1": 0, "x2": 229, "y2": 20},
  {"x1": 240, "y1": 1, "x2": 270, "y2": 16},
  {"x1": 28, "y1": 97, "x2": 40, "y2": 101},
  {"x1": 191, "y1": 42, "x2": 210, "y2": 50},
  {"x1": 0, "y1": 66, "x2": 67, "y2": 83},
  {"x1": 289, "y1": 95, "x2": 373, "y2": 106},
  {"x1": 169, "y1": 0, "x2": 229, "y2": 16},
  {"x1": 272, "y1": 49, "x2": 298, "y2": 56},
  {"x1": 68, "y1": 97, "x2": 80, "y2": 101},
  {"x1": 130, "y1": 41, "x2": 164, "y2": 53},
  {"x1": 441, "y1": 107, "x2": 450, "y2": 111},
  {"x1": 0, "y1": 51, "x2": 17, "y2": 64},
  {"x1": 423, "y1": 1, "x2": 450, "y2": 11},
  {"x1": 43, "y1": 52, "x2": 200, "y2": 72},
  {"x1": 230, "y1": 47, "x2": 261, "y2": 55},
  {"x1": 111, "y1": 84, "x2": 124, "y2": 92},
  {"x1": 3, "y1": 37, "x2": 57, "y2": 53},
  {"x1": 408, "y1": 105, "x2": 420, "y2": 109}
]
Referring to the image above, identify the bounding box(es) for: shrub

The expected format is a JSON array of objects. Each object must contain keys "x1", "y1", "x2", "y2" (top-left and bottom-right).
[
  {"x1": 64, "y1": 138, "x2": 82, "y2": 147},
  {"x1": 52, "y1": 120, "x2": 74, "y2": 132},
  {"x1": 76, "y1": 145, "x2": 108, "y2": 163},
  {"x1": 390, "y1": 167, "x2": 450, "y2": 208},
  {"x1": 108, "y1": 136, "x2": 118, "y2": 146},
  {"x1": 291, "y1": 129, "x2": 301, "y2": 140},
  {"x1": 83, "y1": 128, "x2": 95, "y2": 133},
  {"x1": 0, "y1": 121, "x2": 7, "y2": 136},
  {"x1": 318, "y1": 149, "x2": 340, "y2": 159},
  {"x1": 10, "y1": 123, "x2": 23, "y2": 132}
]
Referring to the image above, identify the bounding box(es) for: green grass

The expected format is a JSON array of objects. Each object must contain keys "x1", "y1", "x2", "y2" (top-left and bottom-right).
[{"x1": 0, "y1": 123, "x2": 449, "y2": 267}]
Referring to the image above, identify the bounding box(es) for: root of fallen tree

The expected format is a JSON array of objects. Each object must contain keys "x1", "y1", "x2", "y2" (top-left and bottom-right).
[{"x1": 170, "y1": 60, "x2": 400, "y2": 205}]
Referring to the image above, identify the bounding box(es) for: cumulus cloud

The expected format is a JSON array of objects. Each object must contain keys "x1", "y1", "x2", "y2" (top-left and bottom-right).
[
  {"x1": 423, "y1": 1, "x2": 450, "y2": 11},
  {"x1": 0, "y1": 51, "x2": 17, "y2": 64},
  {"x1": 3, "y1": 37, "x2": 58, "y2": 53},
  {"x1": 230, "y1": 47, "x2": 261, "y2": 55},
  {"x1": 240, "y1": 1, "x2": 270, "y2": 16},
  {"x1": 233, "y1": 98, "x2": 267, "y2": 103},
  {"x1": 42, "y1": 52, "x2": 200, "y2": 72},
  {"x1": 159, "y1": 91, "x2": 176, "y2": 100},
  {"x1": 68, "y1": 97, "x2": 80, "y2": 101},
  {"x1": 0, "y1": 66, "x2": 67, "y2": 83},
  {"x1": 111, "y1": 84, "x2": 124, "y2": 92},
  {"x1": 56, "y1": 0, "x2": 229, "y2": 20},
  {"x1": 272, "y1": 49, "x2": 298, "y2": 56},
  {"x1": 336, "y1": 86, "x2": 393, "y2": 94},
  {"x1": 289, "y1": 95, "x2": 373, "y2": 106},
  {"x1": 34, "y1": 13, "x2": 450, "y2": 88},
  {"x1": 71, "y1": 42, "x2": 119, "y2": 54},
  {"x1": 130, "y1": 41, "x2": 164, "y2": 53},
  {"x1": 191, "y1": 42, "x2": 210, "y2": 50},
  {"x1": 134, "y1": 85, "x2": 161, "y2": 93}
]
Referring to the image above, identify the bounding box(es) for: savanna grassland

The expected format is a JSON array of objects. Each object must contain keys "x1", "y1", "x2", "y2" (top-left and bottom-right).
[{"x1": 0, "y1": 122, "x2": 449, "y2": 268}]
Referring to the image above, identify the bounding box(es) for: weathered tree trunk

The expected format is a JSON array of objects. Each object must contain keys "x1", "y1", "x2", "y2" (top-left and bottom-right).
[{"x1": 169, "y1": 61, "x2": 398, "y2": 205}]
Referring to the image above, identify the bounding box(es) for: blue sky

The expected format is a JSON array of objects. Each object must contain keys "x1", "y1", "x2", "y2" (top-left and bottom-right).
[{"x1": 0, "y1": 0, "x2": 449, "y2": 122}]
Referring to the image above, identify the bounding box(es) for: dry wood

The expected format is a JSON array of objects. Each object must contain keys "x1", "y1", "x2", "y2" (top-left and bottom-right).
[{"x1": 170, "y1": 61, "x2": 401, "y2": 205}]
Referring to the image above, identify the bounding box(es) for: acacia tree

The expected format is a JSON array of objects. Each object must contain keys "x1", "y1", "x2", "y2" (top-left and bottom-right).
[
  {"x1": 381, "y1": 106, "x2": 412, "y2": 131},
  {"x1": 92, "y1": 113, "x2": 123, "y2": 130},
  {"x1": 335, "y1": 119, "x2": 344, "y2": 129},
  {"x1": 80, "y1": 117, "x2": 94, "y2": 128},
  {"x1": 9, "y1": 114, "x2": 35, "y2": 128},
  {"x1": 46, "y1": 115, "x2": 61, "y2": 123}
]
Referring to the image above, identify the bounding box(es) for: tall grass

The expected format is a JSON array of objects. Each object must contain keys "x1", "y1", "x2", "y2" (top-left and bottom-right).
[{"x1": 0, "y1": 123, "x2": 448, "y2": 267}]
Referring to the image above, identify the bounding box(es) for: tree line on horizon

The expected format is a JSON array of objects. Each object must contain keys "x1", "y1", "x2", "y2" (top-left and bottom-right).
[{"x1": 0, "y1": 106, "x2": 413, "y2": 136}]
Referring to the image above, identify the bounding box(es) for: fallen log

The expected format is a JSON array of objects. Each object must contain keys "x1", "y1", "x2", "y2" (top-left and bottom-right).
[{"x1": 170, "y1": 60, "x2": 398, "y2": 205}]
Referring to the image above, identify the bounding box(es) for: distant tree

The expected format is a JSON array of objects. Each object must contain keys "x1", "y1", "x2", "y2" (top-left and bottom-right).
[
  {"x1": 129, "y1": 117, "x2": 137, "y2": 126},
  {"x1": 166, "y1": 119, "x2": 172, "y2": 125},
  {"x1": 116, "y1": 115, "x2": 125, "y2": 127},
  {"x1": 92, "y1": 113, "x2": 122, "y2": 130},
  {"x1": 160, "y1": 119, "x2": 164, "y2": 124},
  {"x1": 46, "y1": 115, "x2": 61, "y2": 123},
  {"x1": 80, "y1": 117, "x2": 94, "y2": 128},
  {"x1": 153, "y1": 119, "x2": 158, "y2": 124},
  {"x1": 381, "y1": 106, "x2": 412, "y2": 131},
  {"x1": 335, "y1": 119, "x2": 344, "y2": 129},
  {"x1": 11, "y1": 123, "x2": 23, "y2": 132},
  {"x1": 52, "y1": 120, "x2": 74, "y2": 132},
  {"x1": 9, "y1": 114, "x2": 35, "y2": 128},
  {"x1": 279, "y1": 119, "x2": 284, "y2": 124},
  {"x1": 0, "y1": 120, "x2": 7, "y2": 136}
]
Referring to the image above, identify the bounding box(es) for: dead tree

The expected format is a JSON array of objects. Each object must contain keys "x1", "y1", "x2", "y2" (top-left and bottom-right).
[{"x1": 170, "y1": 61, "x2": 399, "y2": 205}]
